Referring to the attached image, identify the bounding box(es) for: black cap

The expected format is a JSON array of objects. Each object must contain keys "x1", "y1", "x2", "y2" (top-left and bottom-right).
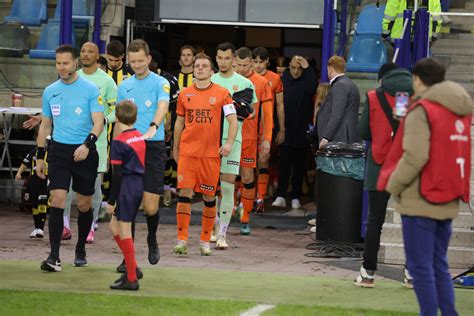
[{"x1": 378, "y1": 62, "x2": 400, "y2": 81}]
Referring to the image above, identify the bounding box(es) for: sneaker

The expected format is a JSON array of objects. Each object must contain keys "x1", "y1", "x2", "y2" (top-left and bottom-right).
[
  {"x1": 291, "y1": 198, "x2": 302, "y2": 210},
  {"x1": 310, "y1": 226, "x2": 316, "y2": 233},
  {"x1": 272, "y1": 196, "x2": 286, "y2": 207},
  {"x1": 110, "y1": 278, "x2": 139, "y2": 291},
  {"x1": 200, "y1": 241, "x2": 212, "y2": 256},
  {"x1": 354, "y1": 266, "x2": 375, "y2": 288},
  {"x1": 441, "y1": 15, "x2": 452, "y2": 25},
  {"x1": 35, "y1": 228, "x2": 44, "y2": 238},
  {"x1": 173, "y1": 240, "x2": 188, "y2": 255},
  {"x1": 163, "y1": 190, "x2": 172, "y2": 207},
  {"x1": 215, "y1": 234, "x2": 228, "y2": 250},
  {"x1": 61, "y1": 227, "x2": 72, "y2": 241},
  {"x1": 255, "y1": 199, "x2": 265, "y2": 214},
  {"x1": 307, "y1": 218, "x2": 316, "y2": 226},
  {"x1": 40, "y1": 256, "x2": 61, "y2": 272},
  {"x1": 30, "y1": 228, "x2": 38, "y2": 238},
  {"x1": 116, "y1": 260, "x2": 126, "y2": 273},
  {"x1": 240, "y1": 222, "x2": 251, "y2": 235},
  {"x1": 86, "y1": 230, "x2": 95, "y2": 244},
  {"x1": 113, "y1": 268, "x2": 144, "y2": 285},
  {"x1": 210, "y1": 224, "x2": 218, "y2": 243},
  {"x1": 73, "y1": 247, "x2": 88, "y2": 267},
  {"x1": 147, "y1": 236, "x2": 160, "y2": 265},
  {"x1": 402, "y1": 267, "x2": 414, "y2": 289}
]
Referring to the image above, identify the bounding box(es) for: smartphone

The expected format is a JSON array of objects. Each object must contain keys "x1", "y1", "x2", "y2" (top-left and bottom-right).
[{"x1": 394, "y1": 92, "x2": 409, "y2": 118}]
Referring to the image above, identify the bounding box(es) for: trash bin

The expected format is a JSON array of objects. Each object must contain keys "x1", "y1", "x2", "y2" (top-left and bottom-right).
[{"x1": 316, "y1": 142, "x2": 365, "y2": 243}]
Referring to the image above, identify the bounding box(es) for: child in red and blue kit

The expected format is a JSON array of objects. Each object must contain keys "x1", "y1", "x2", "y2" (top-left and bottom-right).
[{"x1": 104, "y1": 100, "x2": 146, "y2": 291}]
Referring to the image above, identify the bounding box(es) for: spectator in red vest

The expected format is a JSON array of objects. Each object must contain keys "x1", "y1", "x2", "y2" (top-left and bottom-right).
[
  {"x1": 378, "y1": 58, "x2": 473, "y2": 316},
  {"x1": 354, "y1": 63, "x2": 413, "y2": 288}
]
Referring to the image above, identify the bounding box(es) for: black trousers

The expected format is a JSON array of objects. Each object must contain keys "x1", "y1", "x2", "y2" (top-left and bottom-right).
[
  {"x1": 276, "y1": 146, "x2": 307, "y2": 200},
  {"x1": 363, "y1": 190, "x2": 390, "y2": 271}
]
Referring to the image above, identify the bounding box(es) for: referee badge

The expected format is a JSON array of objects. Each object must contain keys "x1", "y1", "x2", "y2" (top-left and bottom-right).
[{"x1": 163, "y1": 84, "x2": 170, "y2": 94}]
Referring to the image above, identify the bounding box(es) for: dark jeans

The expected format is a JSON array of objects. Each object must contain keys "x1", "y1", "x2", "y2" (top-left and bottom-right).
[
  {"x1": 277, "y1": 146, "x2": 307, "y2": 200},
  {"x1": 402, "y1": 216, "x2": 458, "y2": 316},
  {"x1": 362, "y1": 190, "x2": 390, "y2": 271},
  {"x1": 441, "y1": 0, "x2": 452, "y2": 12}
]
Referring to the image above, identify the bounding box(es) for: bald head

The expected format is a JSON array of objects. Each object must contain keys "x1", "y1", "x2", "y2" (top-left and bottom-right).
[
  {"x1": 289, "y1": 56, "x2": 304, "y2": 79},
  {"x1": 80, "y1": 42, "x2": 100, "y2": 69}
]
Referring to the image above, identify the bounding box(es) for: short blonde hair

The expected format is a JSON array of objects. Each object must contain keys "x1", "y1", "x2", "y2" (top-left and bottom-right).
[{"x1": 328, "y1": 55, "x2": 346, "y2": 73}]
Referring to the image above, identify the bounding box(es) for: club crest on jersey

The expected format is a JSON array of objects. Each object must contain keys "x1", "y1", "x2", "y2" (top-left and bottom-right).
[
  {"x1": 209, "y1": 97, "x2": 216, "y2": 105},
  {"x1": 233, "y1": 85, "x2": 239, "y2": 92},
  {"x1": 97, "y1": 95, "x2": 103, "y2": 105},
  {"x1": 186, "y1": 109, "x2": 194, "y2": 123},
  {"x1": 145, "y1": 100, "x2": 152, "y2": 107},
  {"x1": 75, "y1": 107, "x2": 82, "y2": 115}
]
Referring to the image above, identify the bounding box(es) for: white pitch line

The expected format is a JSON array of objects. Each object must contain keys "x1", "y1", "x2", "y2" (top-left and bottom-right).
[{"x1": 240, "y1": 304, "x2": 276, "y2": 316}]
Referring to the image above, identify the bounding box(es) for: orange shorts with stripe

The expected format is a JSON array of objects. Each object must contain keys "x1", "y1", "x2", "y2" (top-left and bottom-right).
[
  {"x1": 177, "y1": 156, "x2": 220, "y2": 195},
  {"x1": 240, "y1": 139, "x2": 258, "y2": 169}
]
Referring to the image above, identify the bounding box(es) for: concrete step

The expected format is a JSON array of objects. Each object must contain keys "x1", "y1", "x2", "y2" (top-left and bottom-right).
[
  {"x1": 467, "y1": 3, "x2": 474, "y2": 10},
  {"x1": 447, "y1": 63, "x2": 474, "y2": 72},
  {"x1": 436, "y1": 38, "x2": 474, "y2": 48},
  {"x1": 440, "y1": 33, "x2": 474, "y2": 41},
  {"x1": 384, "y1": 208, "x2": 474, "y2": 229},
  {"x1": 378, "y1": 242, "x2": 474, "y2": 269},
  {"x1": 0, "y1": 56, "x2": 56, "y2": 89},
  {"x1": 445, "y1": 72, "x2": 474, "y2": 83},
  {"x1": 432, "y1": 46, "x2": 474, "y2": 56},
  {"x1": 449, "y1": 15, "x2": 474, "y2": 27},
  {"x1": 381, "y1": 223, "x2": 474, "y2": 248}
]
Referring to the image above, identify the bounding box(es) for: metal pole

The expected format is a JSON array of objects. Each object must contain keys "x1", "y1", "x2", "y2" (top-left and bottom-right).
[
  {"x1": 93, "y1": 0, "x2": 103, "y2": 53},
  {"x1": 337, "y1": 0, "x2": 348, "y2": 56},
  {"x1": 321, "y1": 0, "x2": 334, "y2": 82},
  {"x1": 60, "y1": 0, "x2": 73, "y2": 45}
]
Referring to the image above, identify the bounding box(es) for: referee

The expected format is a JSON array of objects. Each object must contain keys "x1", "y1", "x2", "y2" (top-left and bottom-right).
[{"x1": 37, "y1": 45, "x2": 104, "y2": 272}]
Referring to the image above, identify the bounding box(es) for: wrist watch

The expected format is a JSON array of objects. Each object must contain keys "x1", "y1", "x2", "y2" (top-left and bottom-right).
[{"x1": 149, "y1": 122, "x2": 158, "y2": 129}]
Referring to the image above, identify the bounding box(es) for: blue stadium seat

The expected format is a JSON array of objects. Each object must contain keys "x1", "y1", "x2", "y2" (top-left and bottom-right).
[
  {"x1": 29, "y1": 21, "x2": 76, "y2": 59},
  {"x1": 346, "y1": 4, "x2": 387, "y2": 73},
  {"x1": 53, "y1": 0, "x2": 94, "y2": 28},
  {"x1": 3, "y1": 0, "x2": 48, "y2": 26},
  {"x1": 355, "y1": 4, "x2": 386, "y2": 35},
  {"x1": 346, "y1": 35, "x2": 387, "y2": 73},
  {"x1": 0, "y1": 23, "x2": 31, "y2": 57}
]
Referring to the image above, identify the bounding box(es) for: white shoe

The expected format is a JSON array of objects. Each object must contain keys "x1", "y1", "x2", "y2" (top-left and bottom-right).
[
  {"x1": 310, "y1": 226, "x2": 316, "y2": 233},
  {"x1": 35, "y1": 229, "x2": 44, "y2": 238},
  {"x1": 291, "y1": 198, "x2": 301, "y2": 209},
  {"x1": 307, "y1": 218, "x2": 316, "y2": 226},
  {"x1": 215, "y1": 234, "x2": 228, "y2": 250},
  {"x1": 441, "y1": 15, "x2": 452, "y2": 25},
  {"x1": 272, "y1": 197, "x2": 286, "y2": 207},
  {"x1": 30, "y1": 229, "x2": 38, "y2": 238}
]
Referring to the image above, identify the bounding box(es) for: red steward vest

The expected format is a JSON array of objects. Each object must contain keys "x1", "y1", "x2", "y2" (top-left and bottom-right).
[
  {"x1": 368, "y1": 90, "x2": 396, "y2": 164},
  {"x1": 377, "y1": 99, "x2": 471, "y2": 203}
]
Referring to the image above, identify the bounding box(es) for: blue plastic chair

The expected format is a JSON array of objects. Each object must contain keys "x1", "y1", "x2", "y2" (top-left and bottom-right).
[
  {"x1": 3, "y1": 0, "x2": 48, "y2": 26},
  {"x1": 53, "y1": 0, "x2": 94, "y2": 28},
  {"x1": 29, "y1": 21, "x2": 76, "y2": 59},
  {"x1": 346, "y1": 4, "x2": 387, "y2": 73},
  {"x1": 346, "y1": 35, "x2": 387, "y2": 73},
  {"x1": 355, "y1": 4, "x2": 386, "y2": 35}
]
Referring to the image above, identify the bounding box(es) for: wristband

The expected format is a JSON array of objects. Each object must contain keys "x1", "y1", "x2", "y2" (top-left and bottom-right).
[
  {"x1": 37, "y1": 147, "x2": 46, "y2": 160},
  {"x1": 83, "y1": 133, "x2": 98, "y2": 149}
]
